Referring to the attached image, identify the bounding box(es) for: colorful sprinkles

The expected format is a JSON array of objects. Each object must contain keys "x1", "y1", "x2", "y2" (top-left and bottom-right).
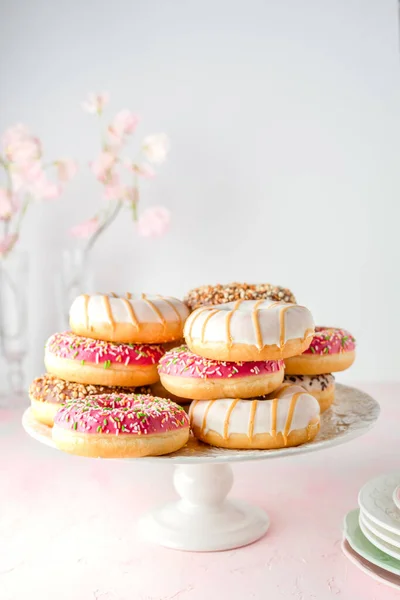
[
  {"x1": 158, "y1": 345, "x2": 284, "y2": 379},
  {"x1": 304, "y1": 327, "x2": 356, "y2": 356},
  {"x1": 45, "y1": 332, "x2": 165, "y2": 367},
  {"x1": 54, "y1": 393, "x2": 189, "y2": 435}
]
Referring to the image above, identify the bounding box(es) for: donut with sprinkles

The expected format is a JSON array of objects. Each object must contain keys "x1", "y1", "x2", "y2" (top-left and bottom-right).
[
  {"x1": 28, "y1": 372, "x2": 151, "y2": 427},
  {"x1": 283, "y1": 374, "x2": 335, "y2": 413},
  {"x1": 284, "y1": 327, "x2": 356, "y2": 375},
  {"x1": 158, "y1": 345, "x2": 284, "y2": 400},
  {"x1": 45, "y1": 332, "x2": 165, "y2": 387},
  {"x1": 184, "y1": 282, "x2": 296, "y2": 311},
  {"x1": 52, "y1": 393, "x2": 190, "y2": 458}
]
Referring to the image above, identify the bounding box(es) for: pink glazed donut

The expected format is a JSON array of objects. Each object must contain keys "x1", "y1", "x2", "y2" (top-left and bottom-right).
[
  {"x1": 158, "y1": 345, "x2": 284, "y2": 400},
  {"x1": 52, "y1": 393, "x2": 190, "y2": 457},
  {"x1": 284, "y1": 327, "x2": 356, "y2": 375},
  {"x1": 45, "y1": 332, "x2": 165, "y2": 387}
]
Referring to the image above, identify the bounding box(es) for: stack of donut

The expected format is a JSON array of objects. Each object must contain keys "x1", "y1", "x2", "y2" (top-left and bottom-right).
[
  {"x1": 283, "y1": 327, "x2": 356, "y2": 412},
  {"x1": 28, "y1": 293, "x2": 191, "y2": 457},
  {"x1": 159, "y1": 282, "x2": 322, "y2": 450}
]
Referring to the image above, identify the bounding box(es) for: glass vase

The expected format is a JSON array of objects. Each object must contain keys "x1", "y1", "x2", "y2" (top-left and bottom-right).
[
  {"x1": 0, "y1": 251, "x2": 29, "y2": 398},
  {"x1": 55, "y1": 247, "x2": 94, "y2": 331}
]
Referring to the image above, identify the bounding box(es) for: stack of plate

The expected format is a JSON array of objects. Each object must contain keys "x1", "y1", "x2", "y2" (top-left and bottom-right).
[{"x1": 343, "y1": 473, "x2": 400, "y2": 590}]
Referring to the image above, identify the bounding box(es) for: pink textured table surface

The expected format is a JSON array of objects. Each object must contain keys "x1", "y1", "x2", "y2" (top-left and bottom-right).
[{"x1": 0, "y1": 383, "x2": 398, "y2": 600}]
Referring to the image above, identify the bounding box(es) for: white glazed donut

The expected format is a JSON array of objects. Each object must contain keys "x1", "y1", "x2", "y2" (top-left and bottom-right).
[
  {"x1": 283, "y1": 374, "x2": 335, "y2": 413},
  {"x1": 70, "y1": 293, "x2": 189, "y2": 344},
  {"x1": 184, "y1": 299, "x2": 314, "y2": 361},
  {"x1": 189, "y1": 384, "x2": 320, "y2": 449}
]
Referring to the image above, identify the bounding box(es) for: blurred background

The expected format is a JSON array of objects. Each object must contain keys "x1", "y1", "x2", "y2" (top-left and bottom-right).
[{"x1": 0, "y1": 0, "x2": 399, "y2": 392}]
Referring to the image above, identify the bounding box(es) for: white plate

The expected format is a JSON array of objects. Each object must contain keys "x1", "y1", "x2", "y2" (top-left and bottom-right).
[
  {"x1": 358, "y1": 472, "x2": 400, "y2": 535},
  {"x1": 359, "y1": 512, "x2": 400, "y2": 561},
  {"x1": 22, "y1": 383, "x2": 380, "y2": 464},
  {"x1": 360, "y1": 510, "x2": 400, "y2": 549},
  {"x1": 342, "y1": 539, "x2": 400, "y2": 591},
  {"x1": 394, "y1": 486, "x2": 400, "y2": 511}
]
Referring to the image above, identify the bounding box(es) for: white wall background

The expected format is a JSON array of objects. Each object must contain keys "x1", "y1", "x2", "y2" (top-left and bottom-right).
[{"x1": 0, "y1": 0, "x2": 399, "y2": 387}]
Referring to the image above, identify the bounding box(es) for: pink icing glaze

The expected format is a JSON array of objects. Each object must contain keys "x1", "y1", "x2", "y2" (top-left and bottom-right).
[
  {"x1": 46, "y1": 332, "x2": 164, "y2": 368},
  {"x1": 54, "y1": 393, "x2": 189, "y2": 435},
  {"x1": 303, "y1": 327, "x2": 356, "y2": 356},
  {"x1": 158, "y1": 345, "x2": 284, "y2": 379}
]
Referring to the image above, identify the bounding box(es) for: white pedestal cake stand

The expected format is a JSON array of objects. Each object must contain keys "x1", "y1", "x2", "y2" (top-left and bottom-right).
[{"x1": 22, "y1": 383, "x2": 379, "y2": 552}]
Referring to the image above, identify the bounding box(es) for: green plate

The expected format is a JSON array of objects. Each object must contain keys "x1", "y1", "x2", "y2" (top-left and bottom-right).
[{"x1": 343, "y1": 509, "x2": 400, "y2": 577}]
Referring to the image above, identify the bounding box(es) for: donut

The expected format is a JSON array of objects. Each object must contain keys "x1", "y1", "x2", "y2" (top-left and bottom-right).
[
  {"x1": 52, "y1": 393, "x2": 190, "y2": 458},
  {"x1": 284, "y1": 374, "x2": 335, "y2": 412},
  {"x1": 184, "y1": 282, "x2": 296, "y2": 311},
  {"x1": 45, "y1": 332, "x2": 164, "y2": 387},
  {"x1": 28, "y1": 373, "x2": 151, "y2": 426},
  {"x1": 284, "y1": 327, "x2": 356, "y2": 375},
  {"x1": 69, "y1": 293, "x2": 189, "y2": 344},
  {"x1": 158, "y1": 345, "x2": 284, "y2": 400},
  {"x1": 188, "y1": 384, "x2": 320, "y2": 449},
  {"x1": 184, "y1": 300, "x2": 314, "y2": 362}
]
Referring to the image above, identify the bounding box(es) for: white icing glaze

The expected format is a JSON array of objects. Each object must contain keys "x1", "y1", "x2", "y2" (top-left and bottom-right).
[
  {"x1": 189, "y1": 384, "x2": 320, "y2": 439},
  {"x1": 70, "y1": 293, "x2": 189, "y2": 327},
  {"x1": 284, "y1": 374, "x2": 335, "y2": 392},
  {"x1": 184, "y1": 300, "x2": 314, "y2": 348}
]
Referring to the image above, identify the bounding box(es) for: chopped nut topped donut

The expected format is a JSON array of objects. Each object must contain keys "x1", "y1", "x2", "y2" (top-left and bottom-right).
[{"x1": 184, "y1": 282, "x2": 296, "y2": 311}]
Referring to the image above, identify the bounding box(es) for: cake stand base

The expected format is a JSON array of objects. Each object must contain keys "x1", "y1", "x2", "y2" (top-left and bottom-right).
[{"x1": 138, "y1": 463, "x2": 269, "y2": 551}]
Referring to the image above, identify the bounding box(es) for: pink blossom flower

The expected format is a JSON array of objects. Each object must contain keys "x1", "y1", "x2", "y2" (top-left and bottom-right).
[
  {"x1": 142, "y1": 133, "x2": 170, "y2": 164},
  {"x1": 109, "y1": 110, "x2": 139, "y2": 137},
  {"x1": 137, "y1": 206, "x2": 170, "y2": 237},
  {"x1": 124, "y1": 160, "x2": 155, "y2": 179},
  {"x1": 91, "y1": 152, "x2": 115, "y2": 181},
  {"x1": 81, "y1": 92, "x2": 110, "y2": 115},
  {"x1": 2, "y1": 124, "x2": 41, "y2": 164},
  {"x1": 10, "y1": 161, "x2": 43, "y2": 192},
  {"x1": 104, "y1": 182, "x2": 126, "y2": 201},
  {"x1": 0, "y1": 233, "x2": 18, "y2": 257},
  {"x1": 30, "y1": 171, "x2": 61, "y2": 200},
  {"x1": 0, "y1": 189, "x2": 19, "y2": 220},
  {"x1": 70, "y1": 217, "x2": 99, "y2": 238},
  {"x1": 56, "y1": 159, "x2": 78, "y2": 182}
]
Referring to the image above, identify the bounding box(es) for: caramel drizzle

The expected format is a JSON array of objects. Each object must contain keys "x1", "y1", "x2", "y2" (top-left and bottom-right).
[
  {"x1": 121, "y1": 297, "x2": 140, "y2": 330},
  {"x1": 278, "y1": 305, "x2": 292, "y2": 349},
  {"x1": 81, "y1": 294, "x2": 90, "y2": 329},
  {"x1": 159, "y1": 296, "x2": 182, "y2": 327},
  {"x1": 187, "y1": 307, "x2": 209, "y2": 341},
  {"x1": 270, "y1": 398, "x2": 278, "y2": 438},
  {"x1": 247, "y1": 400, "x2": 258, "y2": 440},
  {"x1": 223, "y1": 398, "x2": 239, "y2": 439},
  {"x1": 251, "y1": 299, "x2": 265, "y2": 350},
  {"x1": 103, "y1": 294, "x2": 116, "y2": 330},
  {"x1": 201, "y1": 400, "x2": 216, "y2": 434},
  {"x1": 282, "y1": 392, "x2": 302, "y2": 446},
  {"x1": 201, "y1": 309, "x2": 219, "y2": 343},
  {"x1": 110, "y1": 292, "x2": 118, "y2": 298},
  {"x1": 226, "y1": 300, "x2": 243, "y2": 348},
  {"x1": 141, "y1": 293, "x2": 166, "y2": 328},
  {"x1": 188, "y1": 399, "x2": 198, "y2": 422}
]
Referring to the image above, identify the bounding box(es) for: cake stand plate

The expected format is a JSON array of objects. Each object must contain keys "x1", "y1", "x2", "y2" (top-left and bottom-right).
[{"x1": 23, "y1": 384, "x2": 379, "y2": 552}]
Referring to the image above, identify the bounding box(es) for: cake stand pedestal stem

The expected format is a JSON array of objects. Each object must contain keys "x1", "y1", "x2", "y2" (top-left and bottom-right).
[{"x1": 138, "y1": 463, "x2": 270, "y2": 551}]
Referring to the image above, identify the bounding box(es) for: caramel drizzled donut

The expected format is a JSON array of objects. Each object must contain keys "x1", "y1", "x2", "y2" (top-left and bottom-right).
[
  {"x1": 158, "y1": 345, "x2": 284, "y2": 400},
  {"x1": 45, "y1": 332, "x2": 164, "y2": 387},
  {"x1": 184, "y1": 282, "x2": 296, "y2": 311},
  {"x1": 284, "y1": 327, "x2": 356, "y2": 375},
  {"x1": 69, "y1": 293, "x2": 189, "y2": 344},
  {"x1": 28, "y1": 373, "x2": 151, "y2": 426},
  {"x1": 184, "y1": 300, "x2": 314, "y2": 362},
  {"x1": 284, "y1": 374, "x2": 335, "y2": 413},
  {"x1": 52, "y1": 393, "x2": 190, "y2": 458},
  {"x1": 188, "y1": 384, "x2": 320, "y2": 449}
]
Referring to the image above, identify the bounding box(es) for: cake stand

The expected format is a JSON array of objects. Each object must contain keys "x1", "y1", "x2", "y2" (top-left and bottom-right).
[{"x1": 22, "y1": 383, "x2": 379, "y2": 552}]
